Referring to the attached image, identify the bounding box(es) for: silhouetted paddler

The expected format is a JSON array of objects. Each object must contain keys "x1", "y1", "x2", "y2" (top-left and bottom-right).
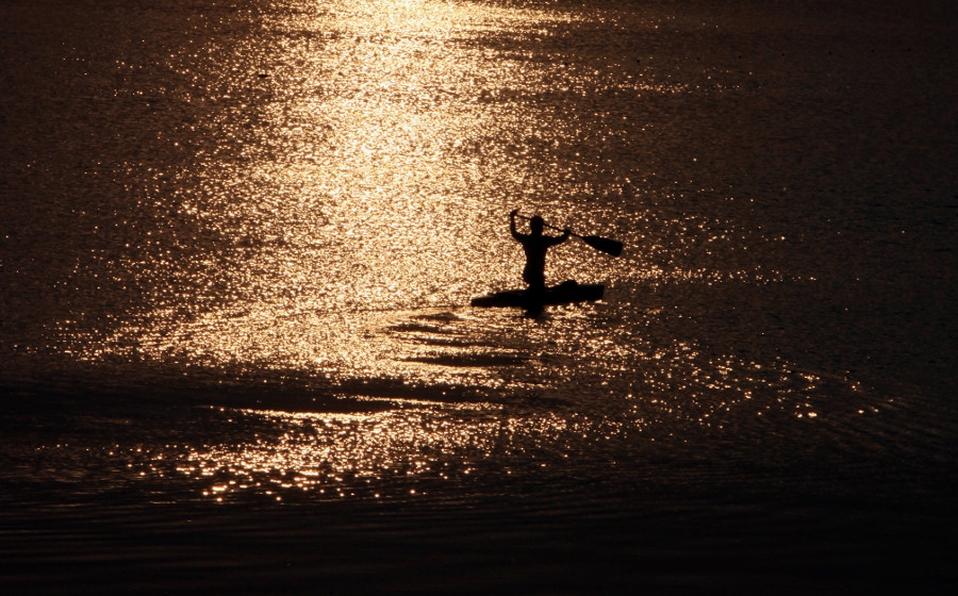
[{"x1": 509, "y1": 209, "x2": 570, "y2": 293}]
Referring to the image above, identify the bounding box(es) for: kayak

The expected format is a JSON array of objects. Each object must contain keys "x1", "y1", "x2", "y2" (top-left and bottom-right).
[{"x1": 470, "y1": 280, "x2": 604, "y2": 309}]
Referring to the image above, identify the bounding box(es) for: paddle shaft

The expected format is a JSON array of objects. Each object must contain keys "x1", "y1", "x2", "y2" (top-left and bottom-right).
[
  {"x1": 515, "y1": 213, "x2": 580, "y2": 237},
  {"x1": 514, "y1": 213, "x2": 623, "y2": 257}
]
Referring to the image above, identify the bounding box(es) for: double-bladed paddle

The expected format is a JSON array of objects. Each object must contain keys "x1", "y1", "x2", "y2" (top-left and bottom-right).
[{"x1": 516, "y1": 213, "x2": 623, "y2": 257}]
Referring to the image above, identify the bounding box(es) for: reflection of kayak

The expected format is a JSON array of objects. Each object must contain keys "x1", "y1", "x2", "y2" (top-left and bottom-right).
[{"x1": 470, "y1": 280, "x2": 604, "y2": 308}]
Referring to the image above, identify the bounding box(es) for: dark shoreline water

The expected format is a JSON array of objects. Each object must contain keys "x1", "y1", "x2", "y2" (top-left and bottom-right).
[
  {"x1": 3, "y1": 368, "x2": 955, "y2": 594},
  {"x1": 3, "y1": 433, "x2": 956, "y2": 595},
  {"x1": 3, "y1": 0, "x2": 958, "y2": 593}
]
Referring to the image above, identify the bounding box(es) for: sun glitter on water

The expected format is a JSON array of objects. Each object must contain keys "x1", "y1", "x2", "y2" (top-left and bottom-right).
[{"x1": 85, "y1": 0, "x2": 625, "y2": 379}]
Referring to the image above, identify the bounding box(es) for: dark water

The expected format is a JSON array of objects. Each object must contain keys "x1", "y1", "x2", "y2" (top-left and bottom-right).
[{"x1": 2, "y1": 0, "x2": 957, "y2": 593}]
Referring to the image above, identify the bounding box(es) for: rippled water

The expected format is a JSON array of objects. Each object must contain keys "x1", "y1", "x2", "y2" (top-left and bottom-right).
[{"x1": 2, "y1": 0, "x2": 956, "y2": 593}]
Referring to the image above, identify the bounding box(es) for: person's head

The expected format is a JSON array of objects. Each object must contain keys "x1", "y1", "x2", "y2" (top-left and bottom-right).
[{"x1": 530, "y1": 215, "x2": 544, "y2": 235}]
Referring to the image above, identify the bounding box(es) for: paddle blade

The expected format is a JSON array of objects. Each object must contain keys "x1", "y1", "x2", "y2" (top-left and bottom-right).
[{"x1": 581, "y1": 235, "x2": 623, "y2": 257}]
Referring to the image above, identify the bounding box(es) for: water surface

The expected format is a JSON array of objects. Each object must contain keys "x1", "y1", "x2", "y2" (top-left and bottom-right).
[{"x1": 2, "y1": 0, "x2": 956, "y2": 593}]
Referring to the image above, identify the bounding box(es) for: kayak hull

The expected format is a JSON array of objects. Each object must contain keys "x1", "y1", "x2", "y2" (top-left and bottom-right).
[{"x1": 470, "y1": 280, "x2": 604, "y2": 308}]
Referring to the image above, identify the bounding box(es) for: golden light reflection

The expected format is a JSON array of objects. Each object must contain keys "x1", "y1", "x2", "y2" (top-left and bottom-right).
[
  {"x1": 48, "y1": 1, "x2": 884, "y2": 504},
  {"x1": 117, "y1": 317, "x2": 870, "y2": 504},
  {"x1": 72, "y1": 0, "x2": 792, "y2": 391},
  {"x1": 91, "y1": 0, "x2": 652, "y2": 384},
  {"x1": 174, "y1": 403, "x2": 583, "y2": 502}
]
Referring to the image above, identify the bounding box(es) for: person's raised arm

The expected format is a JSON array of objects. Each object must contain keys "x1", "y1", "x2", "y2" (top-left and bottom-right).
[
  {"x1": 509, "y1": 209, "x2": 521, "y2": 239},
  {"x1": 549, "y1": 228, "x2": 571, "y2": 246}
]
